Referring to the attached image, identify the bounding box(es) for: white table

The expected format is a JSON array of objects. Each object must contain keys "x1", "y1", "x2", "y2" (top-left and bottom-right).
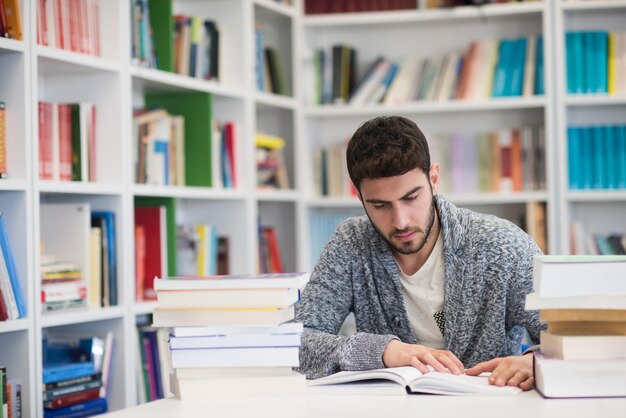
[{"x1": 103, "y1": 387, "x2": 626, "y2": 418}]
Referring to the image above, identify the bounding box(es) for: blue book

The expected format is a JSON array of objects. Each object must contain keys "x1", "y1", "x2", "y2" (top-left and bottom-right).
[
  {"x1": 591, "y1": 126, "x2": 606, "y2": 189},
  {"x1": 0, "y1": 213, "x2": 26, "y2": 318},
  {"x1": 595, "y1": 31, "x2": 608, "y2": 93},
  {"x1": 210, "y1": 225, "x2": 218, "y2": 276},
  {"x1": 581, "y1": 127, "x2": 594, "y2": 189},
  {"x1": 513, "y1": 38, "x2": 527, "y2": 96},
  {"x1": 565, "y1": 33, "x2": 575, "y2": 94},
  {"x1": 221, "y1": 128, "x2": 232, "y2": 188},
  {"x1": 255, "y1": 27, "x2": 266, "y2": 91},
  {"x1": 535, "y1": 35, "x2": 544, "y2": 95},
  {"x1": 43, "y1": 363, "x2": 95, "y2": 385},
  {"x1": 571, "y1": 32, "x2": 584, "y2": 94},
  {"x1": 492, "y1": 39, "x2": 511, "y2": 97},
  {"x1": 43, "y1": 397, "x2": 107, "y2": 418},
  {"x1": 605, "y1": 125, "x2": 617, "y2": 189},
  {"x1": 91, "y1": 212, "x2": 117, "y2": 306},
  {"x1": 583, "y1": 31, "x2": 596, "y2": 94},
  {"x1": 567, "y1": 127, "x2": 580, "y2": 189},
  {"x1": 153, "y1": 140, "x2": 170, "y2": 185},
  {"x1": 617, "y1": 126, "x2": 626, "y2": 189}
]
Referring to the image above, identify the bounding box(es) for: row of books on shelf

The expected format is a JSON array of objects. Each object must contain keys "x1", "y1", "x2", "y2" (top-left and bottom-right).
[
  {"x1": 527, "y1": 256, "x2": 626, "y2": 398},
  {"x1": 151, "y1": 272, "x2": 307, "y2": 400},
  {"x1": 312, "y1": 143, "x2": 357, "y2": 198},
  {"x1": 567, "y1": 125, "x2": 626, "y2": 191},
  {"x1": 0, "y1": 102, "x2": 6, "y2": 178},
  {"x1": 255, "y1": 25, "x2": 290, "y2": 96},
  {"x1": 0, "y1": 212, "x2": 26, "y2": 321},
  {"x1": 0, "y1": 0, "x2": 22, "y2": 40},
  {"x1": 570, "y1": 221, "x2": 626, "y2": 256},
  {"x1": 133, "y1": 107, "x2": 237, "y2": 189},
  {"x1": 433, "y1": 126, "x2": 546, "y2": 194},
  {"x1": 173, "y1": 16, "x2": 219, "y2": 80},
  {"x1": 37, "y1": 0, "x2": 101, "y2": 56},
  {"x1": 304, "y1": 0, "x2": 539, "y2": 13},
  {"x1": 0, "y1": 367, "x2": 22, "y2": 418},
  {"x1": 258, "y1": 225, "x2": 284, "y2": 274},
  {"x1": 256, "y1": 133, "x2": 289, "y2": 190},
  {"x1": 426, "y1": 0, "x2": 537, "y2": 7},
  {"x1": 565, "y1": 31, "x2": 626, "y2": 96},
  {"x1": 40, "y1": 205, "x2": 117, "y2": 312},
  {"x1": 42, "y1": 332, "x2": 114, "y2": 417},
  {"x1": 308, "y1": 36, "x2": 544, "y2": 106},
  {"x1": 38, "y1": 102, "x2": 97, "y2": 182},
  {"x1": 135, "y1": 319, "x2": 170, "y2": 403}
]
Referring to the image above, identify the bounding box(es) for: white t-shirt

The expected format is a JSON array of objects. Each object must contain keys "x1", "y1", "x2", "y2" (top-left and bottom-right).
[{"x1": 397, "y1": 230, "x2": 445, "y2": 349}]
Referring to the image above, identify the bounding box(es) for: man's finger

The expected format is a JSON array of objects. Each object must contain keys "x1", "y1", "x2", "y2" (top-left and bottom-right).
[
  {"x1": 410, "y1": 356, "x2": 430, "y2": 374},
  {"x1": 506, "y1": 370, "x2": 530, "y2": 387},
  {"x1": 465, "y1": 358, "x2": 499, "y2": 376},
  {"x1": 436, "y1": 353, "x2": 463, "y2": 375},
  {"x1": 490, "y1": 363, "x2": 516, "y2": 386},
  {"x1": 419, "y1": 352, "x2": 447, "y2": 373},
  {"x1": 519, "y1": 376, "x2": 535, "y2": 391}
]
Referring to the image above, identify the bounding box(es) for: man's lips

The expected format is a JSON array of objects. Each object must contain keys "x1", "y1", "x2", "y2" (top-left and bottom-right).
[{"x1": 394, "y1": 231, "x2": 417, "y2": 241}]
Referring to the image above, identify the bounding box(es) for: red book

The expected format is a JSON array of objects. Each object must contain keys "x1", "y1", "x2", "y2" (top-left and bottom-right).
[
  {"x1": 92, "y1": 0, "x2": 100, "y2": 56},
  {"x1": 134, "y1": 206, "x2": 167, "y2": 300},
  {"x1": 0, "y1": 286, "x2": 9, "y2": 321},
  {"x1": 43, "y1": 388, "x2": 100, "y2": 410},
  {"x1": 58, "y1": 104, "x2": 73, "y2": 181},
  {"x1": 38, "y1": 102, "x2": 53, "y2": 179},
  {"x1": 225, "y1": 122, "x2": 237, "y2": 188},
  {"x1": 263, "y1": 227, "x2": 283, "y2": 273},
  {"x1": 134, "y1": 225, "x2": 146, "y2": 302}
]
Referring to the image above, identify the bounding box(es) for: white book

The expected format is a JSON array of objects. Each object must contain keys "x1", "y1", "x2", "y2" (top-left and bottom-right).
[
  {"x1": 152, "y1": 305, "x2": 295, "y2": 327},
  {"x1": 174, "y1": 366, "x2": 296, "y2": 380},
  {"x1": 170, "y1": 322, "x2": 304, "y2": 337},
  {"x1": 171, "y1": 371, "x2": 305, "y2": 400},
  {"x1": 308, "y1": 367, "x2": 521, "y2": 396},
  {"x1": 540, "y1": 331, "x2": 626, "y2": 361},
  {"x1": 170, "y1": 346, "x2": 300, "y2": 369},
  {"x1": 533, "y1": 255, "x2": 626, "y2": 298},
  {"x1": 534, "y1": 352, "x2": 626, "y2": 398},
  {"x1": 526, "y1": 292, "x2": 626, "y2": 310},
  {"x1": 156, "y1": 287, "x2": 300, "y2": 309},
  {"x1": 169, "y1": 332, "x2": 301, "y2": 349},
  {"x1": 153, "y1": 272, "x2": 308, "y2": 291}
]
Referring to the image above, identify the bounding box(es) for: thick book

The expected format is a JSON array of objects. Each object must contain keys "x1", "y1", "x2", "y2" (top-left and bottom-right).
[
  {"x1": 533, "y1": 255, "x2": 626, "y2": 298},
  {"x1": 308, "y1": 366, "x2": 521, "y2": 396},
  {"x1": 170, "y1": 346, "x2": 300, "y2": 369},
  {"x1": 540, "y1": 330, "x2": 626, "y2": 360},
  {"x1": 170, "y1": 321, "x2": 303, "y2": 337},
  {"x1": 153, "y1": 272, "x2": 308, "y2": 291},
  {"x1": 534, "y1": 351, "x2": 626, "y2": 398},
  {"x1": 152, "y1": 305, "x2": 295, "y2": 327},
  {"x1": 526, "y1": 292, "x2": 626, "y2": 310},
  {"x1": 169, "y1": 332, "x2": 301, "y2": 349},
  {"x1": 43, "y1": 396, "x2": 107, "y2": 418}
]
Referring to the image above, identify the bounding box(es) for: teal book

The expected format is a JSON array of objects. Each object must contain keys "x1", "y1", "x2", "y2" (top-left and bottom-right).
[
  {"x1": 567, "y1": 127, "x2": 580, "y2": 189},
  {"x1": 571, "y1": 32, "x2": 584, "y2": 94},
  {"x1": 583, "y1": 31, "x2": 595, "y2": 94},
  {"x1": 604, "y1": 125, "x2": 617, "y2": 189},
  {"x1": 580, "y1": 127, "x2": 593, "y2": 189},
  {"x1": 145, "y1": 92, "x2": 213, "y2": 187},
  {"x1": 591, "y1": 126, "x2": 606, "y2": 189},
  {"x1": 566, "y1": 33, "x2": 575, "y2": 94},
  {"x1": 535, "y1": 36, "x2": 544, "y2": 95},
  {"x1": 617, "y1": 126, "x2": 626, "y2": 189},
  {"x1": 595, "y1": 31, "x2": 608, "y2": 94}
]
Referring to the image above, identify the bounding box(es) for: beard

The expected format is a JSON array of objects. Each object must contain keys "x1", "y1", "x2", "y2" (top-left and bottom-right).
[{"x1": 366, "y1": 195, "x2": 437, "y2": 256}]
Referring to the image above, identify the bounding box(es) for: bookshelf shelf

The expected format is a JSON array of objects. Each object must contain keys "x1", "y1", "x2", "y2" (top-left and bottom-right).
[
  {"x1": 255, "y1": 189, "x2": 300, "y2": 202},
  {"x1": 255, "y1": 91, "x2": 298, "y2": 110},
  {"x1": 36, "y1": 46, "x2": 121, "y2": 74},
  {"x1": 447, "y1": 191, "x2": 550, "y2": 206},
  {"x1": 254, "y1": 0, "x2": 297, "y2": 17},
  {"x1": 303, "y1": 98, "x2": 547, "y2": 118},
  {"x1": 0, "y1": 180, "x2": 28, "y2": 191},
  {"x1": 0, "y1": 318, "x2": 30, "y2": 334},
  {"x1": 561, "y1": 0, "x2": 626, "y2": 11},
  {"x1": 37, "y1": 181, "x2": 124, "y2": 196},
  {"x1": 133, "y1": 301, "x2": 157, "y2": 316},
  {"x1": 302, "y1": 2, "x2": 544, "y2": 27},
  {"x1": 131, "y1": 185, "x2": 249, "y2": 201},
  {"x1": 566, "y1": 190, "x2": 626, "y2": 202},
  {"x1": 40, "y1": 306, "x2": 126, "y2": 329},
  {"x1": 130, "y1": 66, "x2": 246, "y2": 99},
  {"x1": 564, "y1": 95, "x2": 626, "y2": 107},
  {"x1": 0, "y1": 37, "x2": 25, "y2": 53}
]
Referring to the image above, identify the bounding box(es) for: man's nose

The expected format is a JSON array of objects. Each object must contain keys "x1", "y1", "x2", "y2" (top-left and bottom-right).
[{"x1": 391, "y1": 203, "x2": 409, "y2": 230}]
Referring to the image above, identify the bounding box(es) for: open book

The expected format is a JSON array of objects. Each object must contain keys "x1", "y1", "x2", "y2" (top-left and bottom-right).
[{"x1": 308, "y1": 366, "x2": 521, "y2": 396}]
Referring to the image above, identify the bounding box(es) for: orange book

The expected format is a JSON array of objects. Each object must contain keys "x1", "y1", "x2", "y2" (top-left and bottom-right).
[
  {"x1": 511, "y1": 129, "x2": 523, "y2": 192},
  {"x1": 2, "y1": 0, "x2": 22, "y2": 40},
  {"x1": 455, "y1": 42, "x2": 477, "y2": 99}
]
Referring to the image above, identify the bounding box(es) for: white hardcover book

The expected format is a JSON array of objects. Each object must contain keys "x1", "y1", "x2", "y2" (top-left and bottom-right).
[
  {"x1": 156, "y1": 287, "x2": 299, "y2": 309},
  {"x1": 540, "y1": 331, "x2": 626, "y2": 361},
  {"x1": 169, "y1": 332, "x2": 301, "y2": 349},
  {"x1": 174, "y1": 366, "x2": 296, "y2": 380},
  {"x1": 153, "y1": 272, "x2": 308, "y2": 291},
  {"x1": 170, "y1": 322, "x2": 304, "y2": 337},
  {"x1": 525, "y1": 292, "x2": 626, "y2": 310},
  {"x1": 170, "y1": 346, "x2": 300, "y2": 369},
  {"x1": 533, "y1": 255, "x2": 626, "y2": 298},
  {"x1": 152, "y1": 305, "x2": 295, "y2": 328}
]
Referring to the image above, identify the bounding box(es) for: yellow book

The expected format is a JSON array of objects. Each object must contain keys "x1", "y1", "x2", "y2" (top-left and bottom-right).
[
  {"x1": 2, "y1": 0, "x2": 22, "y2": 40},
  {"x1": 196, "y1": 224, "x2": 207, "y2": 276},
  {"x1": 90, "y1": 227, "x2": 102, "y2": 308},
  {"x1": 608, "y1": 33, "x2": 616, "y2": 94},
  {"x1": 255, "y1": 133, "x2": 285, "y2": 149}
]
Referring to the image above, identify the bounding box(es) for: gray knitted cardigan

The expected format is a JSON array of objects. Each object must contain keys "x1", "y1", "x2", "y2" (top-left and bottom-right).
[{"x1": 296, "y1": 194, "x2": 545, "y2": 379}]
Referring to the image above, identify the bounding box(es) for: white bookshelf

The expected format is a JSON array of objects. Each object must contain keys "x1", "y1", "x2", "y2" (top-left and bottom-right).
[
  {"x1": 554, "y1": 0, "x2": 626, "y2": 254},
  {"x1": 0, "y1": 0, "x2": 622, "y2": 417}
]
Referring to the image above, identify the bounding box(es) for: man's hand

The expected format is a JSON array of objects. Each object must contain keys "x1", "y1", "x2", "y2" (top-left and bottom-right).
[
  {"x1": 465, "y1": 353, "x2": 534, "y2": 390},
  {"x1": 382, "y1": 340, "x2": 465, "y2": 375}
]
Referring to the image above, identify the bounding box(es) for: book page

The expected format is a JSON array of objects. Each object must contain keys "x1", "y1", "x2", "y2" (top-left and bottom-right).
[
  {"x1": 409, "y1": 372, "x2": 521, "y2": 396},
  {"x1": 308, "y1": 366, "x2": 423, "y2": 387}
]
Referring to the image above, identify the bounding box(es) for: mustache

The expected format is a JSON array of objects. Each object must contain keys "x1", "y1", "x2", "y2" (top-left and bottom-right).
[{"x1": 391, "y1": 227, "x2": 423, "y2": 236}]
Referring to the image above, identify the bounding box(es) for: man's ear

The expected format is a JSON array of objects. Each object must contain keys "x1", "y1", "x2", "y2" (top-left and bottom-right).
[{"x1": 429, "y1": 163, "x2": 441, "y2": 194}]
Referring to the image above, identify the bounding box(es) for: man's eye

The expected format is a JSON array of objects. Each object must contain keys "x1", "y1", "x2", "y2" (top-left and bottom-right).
[{"x1": 372, "y1": 203, "x2": 387, "y2": 209}]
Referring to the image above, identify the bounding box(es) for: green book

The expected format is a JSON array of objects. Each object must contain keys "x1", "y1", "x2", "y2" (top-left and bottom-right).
[
  {"x1": 135, "y1": 197, "x2": 177, "y2": 276},
  {"x1": 148, "y1": 0, "x2": 174, "y2": 72},
  {"x1": 145, "y1": 92, "x2": 213, "y2": 188},
  {"x1": 70, "y1": 104, "x2": 82, "y2": 181}
]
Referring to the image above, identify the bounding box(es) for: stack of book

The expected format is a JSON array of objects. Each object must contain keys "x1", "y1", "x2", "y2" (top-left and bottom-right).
[
  {"x1": 42, "y1": 332, "x2": 114, "y2": 418},
  {"x1": 526, "y1": 255, "x2": 626, "y2": 398},
  {"x1": 152, "y1": 273, "x2": 307, "y2": 400}
]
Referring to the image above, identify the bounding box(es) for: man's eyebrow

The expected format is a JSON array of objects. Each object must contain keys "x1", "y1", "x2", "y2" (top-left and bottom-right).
[{"x1": 365, "y1": 186, "x2": 422, "y2": 204}]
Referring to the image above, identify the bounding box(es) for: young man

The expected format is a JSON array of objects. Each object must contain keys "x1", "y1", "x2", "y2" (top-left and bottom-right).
[{"x1": 296, "y1": 116, "x2": 545, "y2": 390}]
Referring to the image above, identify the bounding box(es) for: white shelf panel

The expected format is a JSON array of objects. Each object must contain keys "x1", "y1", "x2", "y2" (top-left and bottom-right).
[
  {"x1": 567, "y1": 190, "x2": 626, "y2": 202},
  {"x1": 133, "y1": 301, "x2": 157, "y2": 316},
  {"x1": 307, "y1": 196, "x2": 361, "y2": 208},
  {"x1": 132, "y1": 184, "x2": 248, "y2": 200},
  {"x1": 37, "y1": 46, "x2": 121, "y2": 74},
  {"x1": 255, "y1": 189, "x2": 300, "y2": 202},
  {"x1": 447, "y1": 191, "x2": 549, "y2": 205},
  {"x1": 38, "y1": 181, "x2": 124, "y2": 195},
  {"x1": 130, "y1": 66, "x2": 246, "y2": 99},
  {"x1": 255, "y1": 91, "x2": 298, "y2": 110},
  {"x1": 561, "y1": 0, "x2": 626, "y2": 11},
  {"x1": 304, "y1": 97, "x2": 546, "y2": 117},
  {"x1": 303, "y1": 2, "x2": 544, "y2": 27},
  {"x1": 254, "y1": 0, "x2": 297, "y2": 17},
  {"x1": 0, "y1": 38, "x2": 25, "y2": 53},
  {"x1": 565, "y1": 95, "x2": 626, "y2": 106},
  {"x1": 41, "y1": 306, "x2": 126, "y2": 328},
  {"x1": 0, "y1": 318, "x2": 30, "y2": 334},
  {"x1": 0, "y1": 179, "x2": 28, "y2": 191}
]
